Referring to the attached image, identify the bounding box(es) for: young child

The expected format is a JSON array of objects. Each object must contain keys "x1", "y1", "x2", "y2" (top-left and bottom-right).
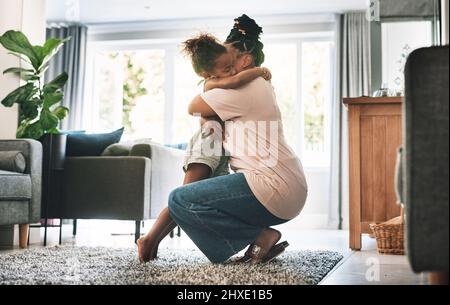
[
  {"x1": 137, "y1": 33, "x2": 271, "y2": 263},
  {"x1": 182, "y1": 33, "x2": 271, "y2": 179}
]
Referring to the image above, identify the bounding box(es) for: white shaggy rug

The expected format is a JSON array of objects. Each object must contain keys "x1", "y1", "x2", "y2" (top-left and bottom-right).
[{"x1": 0, "y1": 246, "x2": 342, "y2": 285}]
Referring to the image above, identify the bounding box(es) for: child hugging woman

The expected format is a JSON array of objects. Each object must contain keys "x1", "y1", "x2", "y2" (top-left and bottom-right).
[{"x1": 137, "y1": 33, "x2": 271, "y2": 262}]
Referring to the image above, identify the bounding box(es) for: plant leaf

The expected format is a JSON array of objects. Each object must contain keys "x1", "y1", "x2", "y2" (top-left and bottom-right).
[
  {"x1": 43, "y1": 72, "x2": 68, "y2": 93},
  {"x1": 33, "y1": 45, "x2": 44, "y2": 63},
  {"x1": 38, "y1": 64, "x2": 49, "y2": 77},
  {"x1": 17, "y1": 120, "x2": 44, "y2": 140},
  {"x1": 3, "y1": 67, "x2": 38, "y2": 82},
  {"x1": 38, "y1": 37, "x2": 70, "y2": 71},
  {"x1": 3, "y1": 67, "x2": 34, "y2": 74},
  {"x1": 1, "y1": 83, "x2": 35, "y2": 107},
  {"x1": 52, "y1": 106, "x2": 69, "y2": 120},
  {"x1": 19, "y1": 100, "x2": 39, "y2": 121},
  {"x1": 0, "y1": 31, "x2": 40, "y2": 70},
  {"x1": 16, "y1": 120, "x2": 30, "y2": 139},
  {"x1": 47, "y1": 127, "x2": 60, "y2": 134},
  {"x1": 21, "y1": 74, "x2": 40, "y2": 82},
  {"x1": 43, "y1": 38, "x2": 63, "y2": 55},
  {"x1": 26, "y1": 121, "x2": 44, "y2": 139},
  {"x1": 43, "y1": 91, "x2": 63, "y2": 108},
  {"x1": 39, "y1": 109, "x2": 59, "y2": 130}
]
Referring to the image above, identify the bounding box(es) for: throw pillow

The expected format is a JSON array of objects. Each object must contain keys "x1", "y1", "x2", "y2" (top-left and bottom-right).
[
  {"x1": 101, "y1": 143, "x2": 132, "y2": 156},
  {"x1": 66, "y1": 127, "x2": 125, "y2": 157},
  {"x1": 0, "y1": 151, "x2": 26, "y2": 173}
]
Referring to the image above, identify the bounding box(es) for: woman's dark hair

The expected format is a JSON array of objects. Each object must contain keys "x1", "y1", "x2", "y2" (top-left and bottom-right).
[
  {"x1": 182, "y1": 33, "x2": 227, "y2": 75},
  {"x1": 225, "y1": 14, "x2": 264, "y2": 67}
]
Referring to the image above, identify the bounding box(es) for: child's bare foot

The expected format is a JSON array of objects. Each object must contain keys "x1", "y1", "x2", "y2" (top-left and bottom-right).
[{"x1": 137, "y1": 237, "x2": 158, "y2": 263}]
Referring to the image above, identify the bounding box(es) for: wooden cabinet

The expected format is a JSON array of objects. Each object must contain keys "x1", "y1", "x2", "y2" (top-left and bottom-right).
[{"x1": 344, "y1": 97, "x2": 403, "y2": 250}]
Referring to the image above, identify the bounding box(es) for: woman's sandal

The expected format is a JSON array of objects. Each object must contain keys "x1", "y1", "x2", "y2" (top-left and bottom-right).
[
  {"x1": 235, "y1": 240, "x2": 290, "y2": 264},
  {"x1": 260, "y1": 241, "x2": 289, "y2": 263}
]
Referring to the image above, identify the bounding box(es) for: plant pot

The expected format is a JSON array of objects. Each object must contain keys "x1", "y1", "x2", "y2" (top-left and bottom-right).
[
  {"x1": 39, "y1": 133, "x2": 67, "y2": 170},
  {"x1": 38, "y1": 133, "x2": 67, "y2": 220}
]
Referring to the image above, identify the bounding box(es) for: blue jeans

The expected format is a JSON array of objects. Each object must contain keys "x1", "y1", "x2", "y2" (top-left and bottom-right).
[{"x1": 168, "y1": 173, "x2": 287, "y2": 263}]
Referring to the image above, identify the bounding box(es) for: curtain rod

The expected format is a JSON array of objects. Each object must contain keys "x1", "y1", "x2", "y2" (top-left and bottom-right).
[{"x1": 47, "y1": 22, "x2": 86, "y2": 28}]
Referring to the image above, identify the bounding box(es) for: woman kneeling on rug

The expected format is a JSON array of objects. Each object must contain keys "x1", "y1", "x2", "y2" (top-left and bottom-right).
[{"x1": 137, "y1": 14, "x2": 308, "y2": 264}]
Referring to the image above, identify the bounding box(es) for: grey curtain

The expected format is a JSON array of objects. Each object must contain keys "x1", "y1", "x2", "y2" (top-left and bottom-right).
[
  {"x1": 328, "y1": 12, "x2": 371, "y2": 229},
  {"x1": 45, "y1": 25, "x2": 87, "y2": 130},
  {"x1": 341, "y1": 13, "x2": 372, "y2": 97}
]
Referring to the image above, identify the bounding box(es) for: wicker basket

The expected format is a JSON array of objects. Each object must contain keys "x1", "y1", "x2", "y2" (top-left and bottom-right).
[{"x1": 369, "y1": 205, "x2": 405, "y2": 255}]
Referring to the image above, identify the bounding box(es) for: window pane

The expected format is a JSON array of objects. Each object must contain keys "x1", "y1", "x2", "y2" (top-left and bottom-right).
[
  {"x1": 263, "y1": 43, "x2": 298, "y2": 152},
  {"x1": 301, "y1": 41, "x2": 331, "y2": 161},
  {"x1": 92, "y1": 50, "x2": 165, "y2": 143},
  {"x1": 126, "y1": 50, "x2": 165, "y2": 143},
  {"x1": 94, "y1": 51, "x2": 123, "y2": 132},
  {"x1": 173, "y1": 52, "x2": 203, "y2": 144}
]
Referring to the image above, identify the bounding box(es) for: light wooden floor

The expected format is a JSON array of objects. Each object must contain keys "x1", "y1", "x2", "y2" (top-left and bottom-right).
[{"x1": 0, "y1": 220, "x2": 426, "y2": 285}]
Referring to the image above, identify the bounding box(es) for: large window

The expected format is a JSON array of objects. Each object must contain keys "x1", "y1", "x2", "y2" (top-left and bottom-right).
[
  {"x1": 172, "y1": 52, "x2": 203, "y2": 144},
  {"x1": 90, "y1": 49, "x2": 166, "y2": 143},
  {"x1": 263, "y1": 38, "x2": 333, "y2": 166},
  {"x1": 301, "y1": 40, "x2": 332, "y2": 166},
  {"x1": 85, "y1": 34, "x2": 334, "y2": 167}
]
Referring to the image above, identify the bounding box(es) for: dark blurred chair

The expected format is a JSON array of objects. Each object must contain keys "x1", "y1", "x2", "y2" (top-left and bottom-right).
[{"x1": 398, "y1": 45, "x2": 449, "y2": 284}]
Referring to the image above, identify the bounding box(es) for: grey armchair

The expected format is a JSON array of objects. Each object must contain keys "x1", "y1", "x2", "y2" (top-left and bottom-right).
[
  {"x1": 399, "y1": 45, "x2": 449, "y2": 284},
  {"x1": 0, "y1": 139, "x2": 42, "y2": 248},
  {"x1": 46, "y1": 142, "x2": 184, "y2": 242}
]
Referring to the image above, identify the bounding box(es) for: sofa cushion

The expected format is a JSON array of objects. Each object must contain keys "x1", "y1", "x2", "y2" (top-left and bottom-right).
[
  {"x1": 66, "y1": 127, "x2": 125, "y2": 157},
  {"x1": 0, "y1": 151, "x2": 26, "y2": 173},
  {"x1": 0, "y1": 170, "x2": 32, "y2": 200}
]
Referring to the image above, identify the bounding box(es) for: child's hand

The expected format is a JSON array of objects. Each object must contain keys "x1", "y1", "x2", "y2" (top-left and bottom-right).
[{"x1": 261, "y1": 67, "x2": 272, "y2": 81}]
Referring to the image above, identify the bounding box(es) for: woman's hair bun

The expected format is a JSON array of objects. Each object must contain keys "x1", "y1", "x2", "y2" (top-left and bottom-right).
[
  {"x1": 226, "y1": 14, "x2": 263, "y2": 42},
  {"x1": 225, "y1": 14, "x2": 265, "y2": 66}
]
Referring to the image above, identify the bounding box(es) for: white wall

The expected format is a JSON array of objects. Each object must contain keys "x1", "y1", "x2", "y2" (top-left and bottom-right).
[
  {"x1": 0, "y1": 0, "x2": 46, "y2": 139},
  {"x1": 381, "y1": 21, "x2": 433, "y2": 91},
  {"x1": 0, "y1": 1, "x2": 22, "y2": 139},
  {"x1": 443, "y1": 0, "x2": 449, "y2": 45},
  {"x1": 279, "y1": 169, "x2": 331, "y2": 230}
]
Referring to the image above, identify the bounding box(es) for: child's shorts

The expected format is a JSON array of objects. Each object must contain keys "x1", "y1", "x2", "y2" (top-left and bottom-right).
[{"x1": 183, "y1": 126, "x2": 229, "y2": 177}]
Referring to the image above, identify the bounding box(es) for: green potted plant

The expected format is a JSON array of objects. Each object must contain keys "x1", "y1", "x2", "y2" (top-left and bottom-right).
[
  {"x1": 1, "y1": 30, "x2": 72, "y2": 231},
  {"x1": 0, "y1": 30, "x2": 70, "y2": 139}
]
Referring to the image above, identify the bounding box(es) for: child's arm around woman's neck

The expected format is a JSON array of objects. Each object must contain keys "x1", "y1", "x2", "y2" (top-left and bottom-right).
[{"x1": 203, "y1": 67, "x2": 271, "y2": 92}]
